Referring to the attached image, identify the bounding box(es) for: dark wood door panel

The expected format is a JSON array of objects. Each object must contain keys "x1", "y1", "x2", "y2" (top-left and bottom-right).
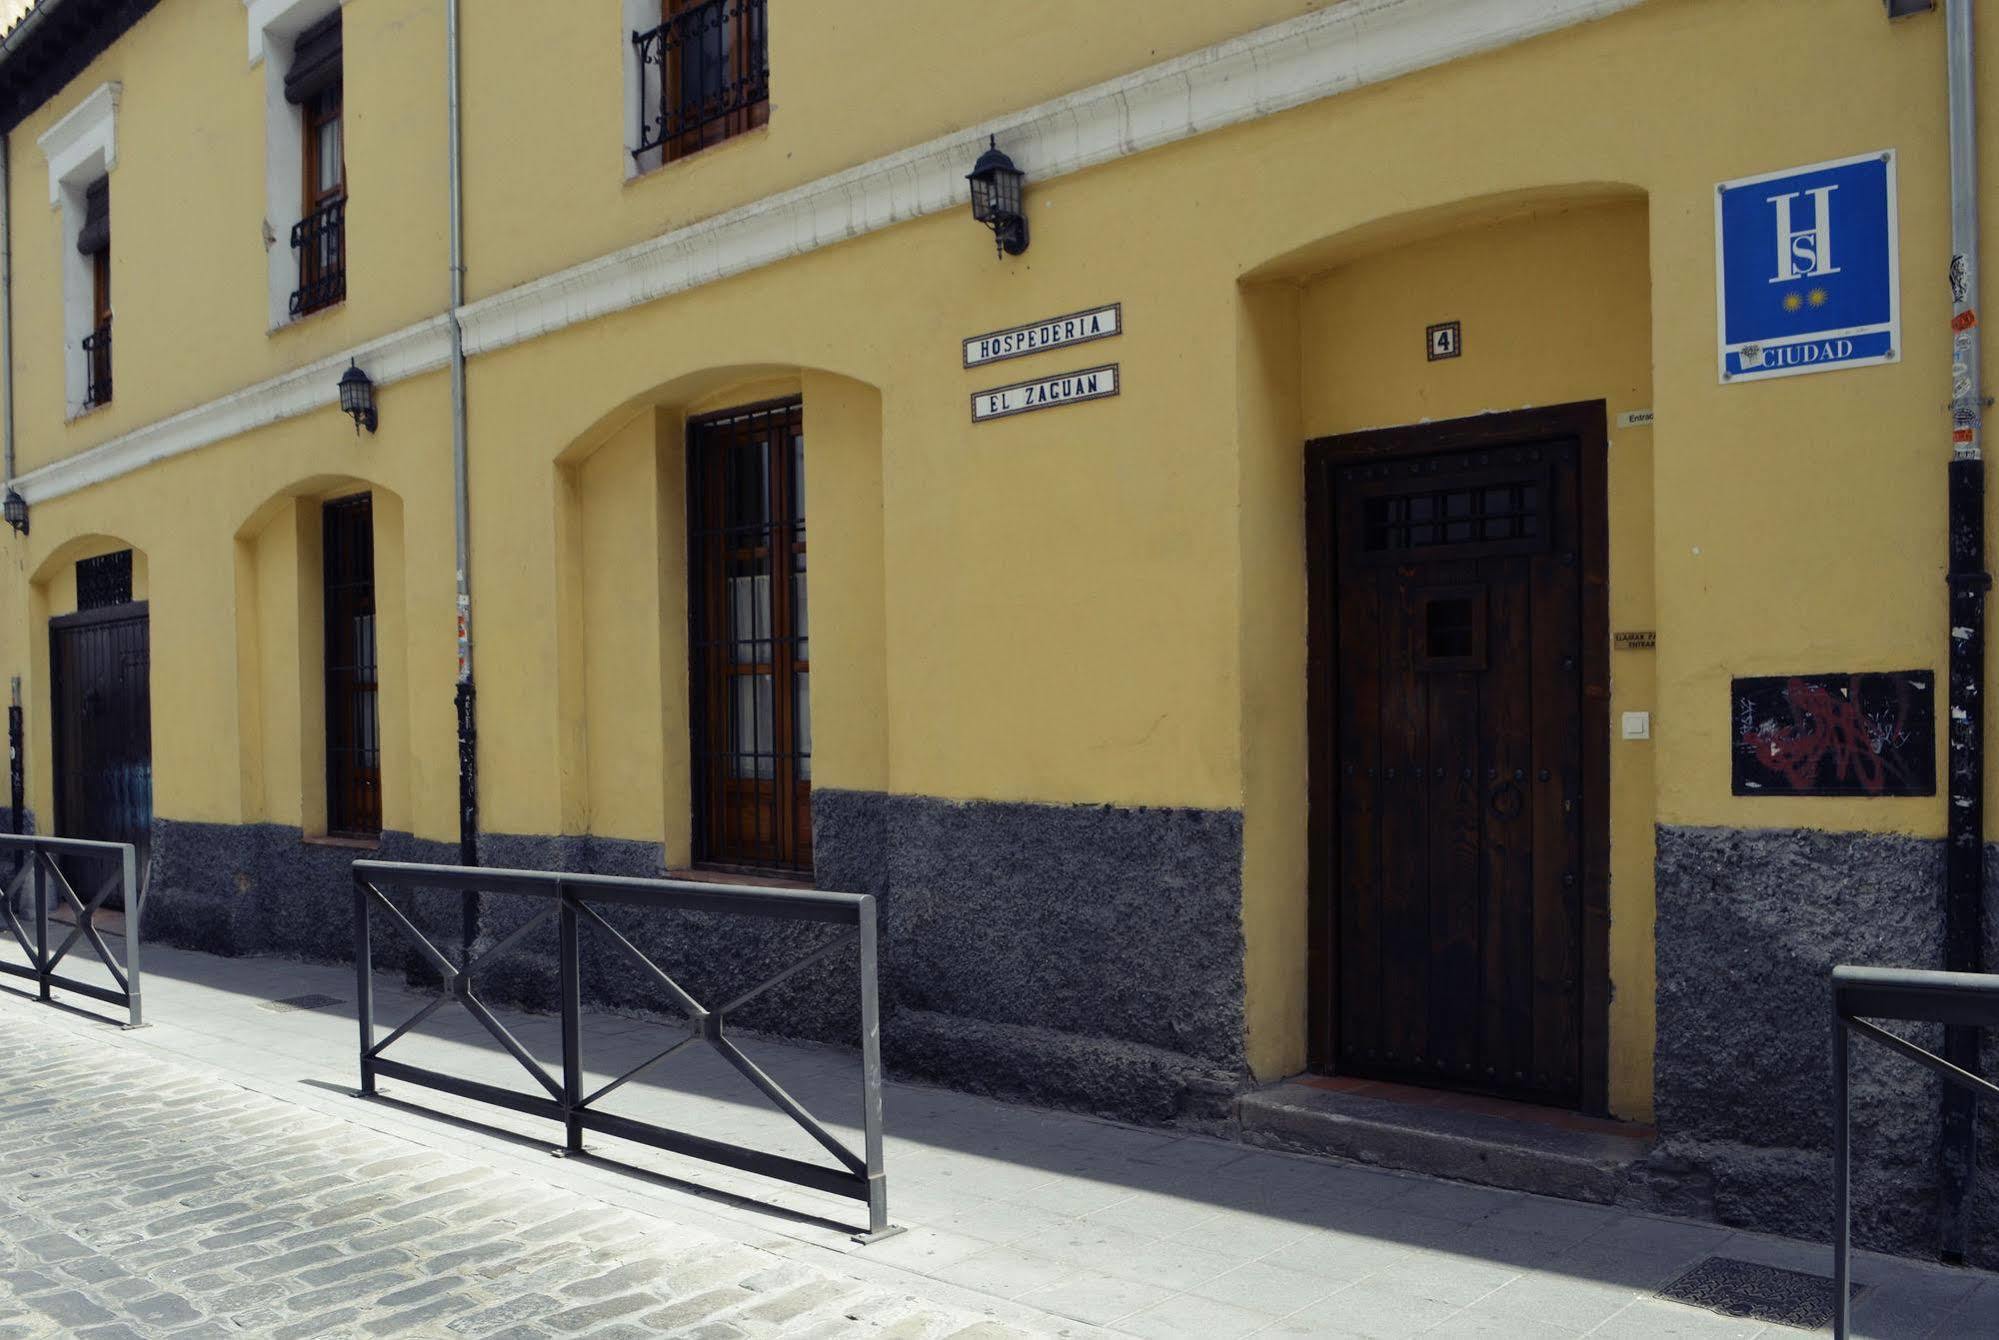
[
  {"x1": 50, "y1": 604, "x2": 153, "y2": 886},
  {"x1": 1308, "y1": 407, "x2": 1606, "y2": 1110}
]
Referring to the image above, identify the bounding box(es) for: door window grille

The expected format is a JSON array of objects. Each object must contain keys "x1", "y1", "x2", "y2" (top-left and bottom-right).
[
  {"x1": 1363, "y1": 481, "x2": 1540, "y2": 553},
  {"x1": 323, "y1": 494, "x2": 380, "y2": 838},
  {"x1": 688, "y1": 398, "x2": 810, "y2": 873},
  {"x1": 76, "y1": 550, "x2": 133, "y2": 611}
]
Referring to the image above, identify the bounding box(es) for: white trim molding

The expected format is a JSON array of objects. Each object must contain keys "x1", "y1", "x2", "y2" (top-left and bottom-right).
[
  {"x1": 244, "y1": 0, "x2": 344, "y2": 328},
  {"x1": 16, "y1": 0, "x2": 1643, "y2": 505},
  {"x1": 18, "y1": 318, "x2": 451, "y2": 502},
  {"x1": 244, "y1": 0, "x2": 344, "y2": 66},
  {"x1": 39, "y1": 82, "x2": 121, "y2": 417},
  {"x1": 36, "y1": 80, "x2": 119, "y2": 207}
]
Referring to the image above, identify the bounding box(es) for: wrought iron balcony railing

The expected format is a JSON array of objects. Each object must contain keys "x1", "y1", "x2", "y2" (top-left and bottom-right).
[
  {"x1": 290, "y1": 195, "x2": 346, "y2": 318},
  {"x1": 632, "y1": 0, "x2": 768, "y2": 164},
  {"x1": 81, "y1": 320, "x2": 111, "y2": 409}
]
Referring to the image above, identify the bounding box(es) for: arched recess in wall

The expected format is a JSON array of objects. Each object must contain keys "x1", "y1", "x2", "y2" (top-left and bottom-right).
[
  {"x1": 1229, "y1": 183, "x2": 1659, "y2": 1119},
  {"x1": 25, "y1": 533, "x2": 154, "y2": 843},
  {"x1": 231, "y1": 475, "x2": 412, "y2": 839},
  {"x1": 549, "y1": 365, "x2": 886, "y2": 876}
]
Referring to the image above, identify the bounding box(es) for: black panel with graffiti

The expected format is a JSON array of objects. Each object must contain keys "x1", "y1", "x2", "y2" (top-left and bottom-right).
[{"x1": 1731, "y1": 671, "x2": 1935, "y2": 797}]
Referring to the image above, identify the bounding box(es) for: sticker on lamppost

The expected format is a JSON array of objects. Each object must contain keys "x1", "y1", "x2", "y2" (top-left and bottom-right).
[{"x1": 1716, "y1": 151, "x2": 1899, "y2": 382}]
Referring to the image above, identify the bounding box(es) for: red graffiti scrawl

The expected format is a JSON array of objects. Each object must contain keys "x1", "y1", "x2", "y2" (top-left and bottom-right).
[{"x1": 1741, "y1": 679, "x2": 1892, "y2": 793}]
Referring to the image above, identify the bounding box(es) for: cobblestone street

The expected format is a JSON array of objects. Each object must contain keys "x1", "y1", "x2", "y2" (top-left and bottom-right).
[
  {"x1": 0, "y1": 1022, "x2": 1057, "y2": 1340},
  {"x1": 0, "y1": 942, "x2": 1992, "y2": 1338}
]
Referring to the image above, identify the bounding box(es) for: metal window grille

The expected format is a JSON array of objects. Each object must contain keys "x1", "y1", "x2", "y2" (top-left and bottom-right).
[
  {"x1": 1363, "y1": 481, "x2": 1540, "y2": 552},
  {"x1": 82, "y1": 320, "x2": 111, "y2": 409},
  {"x1": 688, "y1": 398, "x2": 810, "y2": 873},
  {"x1": 633, "y1": 0, "x2": 769, "y2": 164},
  {"x1": 324, "y1": 495, "x2": 381, "y2": 838},
  {"x1": 290, "y1": 196, "x2": 346, "y2": 318},
  {"x1": 76, "y1": 551, "x2": 133, "y2": 612}
]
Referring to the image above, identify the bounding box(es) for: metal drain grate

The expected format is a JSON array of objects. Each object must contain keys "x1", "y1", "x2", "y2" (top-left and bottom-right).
[
  {"x1": 258, "y1": 993, "x2": 344, "y2": 1014},
  {"x1": 1657, "y1": 1257, "x2": 1863, "y2": 1330}
]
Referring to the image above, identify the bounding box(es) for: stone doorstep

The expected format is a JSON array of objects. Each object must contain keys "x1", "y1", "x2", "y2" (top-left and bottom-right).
[{"x1": 1236, "y1": 1077, "x2": 1655, "y2": 1205}]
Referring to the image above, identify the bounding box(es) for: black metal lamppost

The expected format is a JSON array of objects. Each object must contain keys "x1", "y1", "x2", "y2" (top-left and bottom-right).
[
  {"x1": 339, "y1": 359, "x2": 378, "y2": 435},
  {"x1": 967, "y1": 135, "x2": 1029, "y2": 258}
]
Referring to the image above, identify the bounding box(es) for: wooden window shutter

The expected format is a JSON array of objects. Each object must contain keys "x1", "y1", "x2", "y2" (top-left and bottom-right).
[
  {"x1": 285, "y1": 12, "x2": 343, "y2": 105},
  {"x1": 76, "y1": 178, "x2": 109, "y2": 256}
]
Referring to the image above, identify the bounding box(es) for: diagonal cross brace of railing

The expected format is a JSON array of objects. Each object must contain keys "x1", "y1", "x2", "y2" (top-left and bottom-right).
[
  {"x1": 351, "y1": 860, "x2": 897, "y2": 1241},
  {"x1": 0, "y1": 834, "x2": 142, "y2": 1027},
  {"x1": 1830, "y1": 965, "x2": 1999, "y2": 1338}
]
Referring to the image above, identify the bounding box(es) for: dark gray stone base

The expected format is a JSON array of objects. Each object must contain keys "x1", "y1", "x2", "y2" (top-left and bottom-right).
[
  {"x1": 1650, "y1": 824, "x2": 1998, "y2": 1267},
  {"x1": 143, "y1": 793, "x2": 1249, "y2": 1125},
  {"x1": 820, "y1": 790, "x2": 1247, "y2": 1121}
]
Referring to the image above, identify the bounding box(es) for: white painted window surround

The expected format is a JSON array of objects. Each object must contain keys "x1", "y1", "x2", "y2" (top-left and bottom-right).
[
  {"x1": 245, "y1": 0, "x2": 345, "y2": 330},
  {"x1": 623, "y1": 0, "x2": 663, "y2": 178},
  {"x1": 35, "y1": 81, "x2": 118, "y2": 419}
]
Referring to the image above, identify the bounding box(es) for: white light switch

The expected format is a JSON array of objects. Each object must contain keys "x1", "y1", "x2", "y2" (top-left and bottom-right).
[{"x1": 1622, "y1": 711, "x2": 1651, "y2": 741}]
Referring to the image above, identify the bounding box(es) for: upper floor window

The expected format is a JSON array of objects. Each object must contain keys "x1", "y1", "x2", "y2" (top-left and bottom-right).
[
  {"x1": 79, "y1": 178, "x2": 111, "y2": 409},
  {"x1": 287, "y1": 13, "x2": 345, "y2": 317},
  {"x1": 632, "y1": 0, "x2": 768, "y2": 168}
]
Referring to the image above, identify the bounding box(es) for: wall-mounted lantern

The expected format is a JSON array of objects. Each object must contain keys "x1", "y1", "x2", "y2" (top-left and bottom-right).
[
  {"x1": 2, "y1": 489, "x2": 26, "y2": 537},
  {"x1": 339, "y1": 359, "x2": 378, "y2": 435},
  {"x1": 1884, "y1": 0, "x2": 1934, "y2": 16},
  {"x1": 967, "y1": 135, "x2": 1029, "y2": 259}
]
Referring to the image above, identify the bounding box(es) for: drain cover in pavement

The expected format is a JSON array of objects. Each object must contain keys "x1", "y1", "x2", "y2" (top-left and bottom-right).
[
  {"x1": 1657, "y1": 1256, "x2": 1862, "y2": 1329},
  {"x1": 259, "y1": 993, "x2": 344, "y2": 1013}
]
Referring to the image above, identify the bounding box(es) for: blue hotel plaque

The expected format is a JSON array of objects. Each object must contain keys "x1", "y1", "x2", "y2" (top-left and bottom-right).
[{"x1": 1715, "y1": 151, "x2": 1900, "y2": 383}]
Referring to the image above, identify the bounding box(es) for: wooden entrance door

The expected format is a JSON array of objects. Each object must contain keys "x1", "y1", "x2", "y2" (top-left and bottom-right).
[
  {"x1": 1306, "y1": 403, "x2": 1609, "y2": 1112},
  {"x1": 50, "y1": 603, "x2": 153, "y2": 874}
]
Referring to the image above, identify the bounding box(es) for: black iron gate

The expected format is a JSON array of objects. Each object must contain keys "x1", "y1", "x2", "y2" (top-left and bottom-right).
[{"x1": 49, "y1": 604, "x2": 152, "y2": 876}]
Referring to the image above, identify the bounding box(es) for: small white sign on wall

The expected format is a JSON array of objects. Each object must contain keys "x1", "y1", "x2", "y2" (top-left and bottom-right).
[
  {"x1": 964, "y1": 304, "x2": 1122, "y2": 368},
  {"x1": 971, "y1": 364, "x2": 1120, "y2": 423},
  {"x1": 1427, "y1": 321, "x2": 1462, "y2": 361}
]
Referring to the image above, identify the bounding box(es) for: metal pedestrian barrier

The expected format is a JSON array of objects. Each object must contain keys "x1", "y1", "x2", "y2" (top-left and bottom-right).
[
  {"x1": 0, "y1": 834, "x2": 143, "y2": 1027},
  {"x1": 352, "y1": 860, "x2": 898, "y2": 1241},
  {"x1": 1831, "y1": 964, "x2": 1999, "y2": 1337}
]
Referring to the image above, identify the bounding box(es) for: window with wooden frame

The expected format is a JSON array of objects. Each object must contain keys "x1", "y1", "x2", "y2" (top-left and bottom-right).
[
  {"x1": 287, "y1": 12, "x2": 345, "y2": 317},
  {"x1": 323, "y1": 494, "x2": 381, "y2": 839},
  {"x1": 632, "y1": 0, "x2": 769, "y2": 167},
  {"x1": 688, "y1": 399, "x2": 811, "y2": 874},
  {"x1": 79, "y1": 178, "x2": 111, "y2": 408}
]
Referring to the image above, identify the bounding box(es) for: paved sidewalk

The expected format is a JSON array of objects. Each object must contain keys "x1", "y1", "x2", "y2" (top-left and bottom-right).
[
  {"x1": 0, "y1": 936, "x2": 1993, "y2": 1338},
  {"x1": 0, "y1": 1024, "x2": 1062, "y2": 1340}
]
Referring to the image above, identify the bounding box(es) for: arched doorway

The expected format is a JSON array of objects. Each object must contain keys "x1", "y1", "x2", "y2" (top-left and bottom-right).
[{"x1": 47, "y1": 545, "x2": 152, "y2": 872}]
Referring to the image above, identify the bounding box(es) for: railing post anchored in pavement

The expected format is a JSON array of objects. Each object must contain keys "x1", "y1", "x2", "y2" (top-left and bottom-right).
[
  {"x1": 1830, "y1": 964, "x2": 1999, "y2": 1338},
  {"x1": 352, "y1": 859, "x2": 902, "y2": 1243}
]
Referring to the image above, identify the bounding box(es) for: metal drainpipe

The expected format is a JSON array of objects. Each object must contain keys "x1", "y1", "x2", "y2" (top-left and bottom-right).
[
  {"x1": 2, "y1": 132, "x2": 13, "y2": 496},
  {"x1": 446, "y1": 0, "x2": 480, "y2": 967},
  {"x1": 1939, "y1": 0, "x2": 1988, "y2": 1267},
  {"x1": 4, "y1": 133, "x2": 20, "y2": 847}
]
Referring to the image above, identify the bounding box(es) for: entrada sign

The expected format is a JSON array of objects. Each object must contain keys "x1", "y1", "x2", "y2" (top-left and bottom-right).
[
  {"x1": 971, "y1": 364, "x2": 1120, "y2": 423},
  {"x1": 1715, "y1": 151, "x2": 1899, "y2": 382},
  {"x1": 963, "y1": 303, "x2": 1121, "y2": 368}
]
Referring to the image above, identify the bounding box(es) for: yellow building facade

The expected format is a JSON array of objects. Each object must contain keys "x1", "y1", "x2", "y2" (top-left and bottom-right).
[{"x1": 0, "y1": 0, "x2": 1993, "y2": 1259}]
